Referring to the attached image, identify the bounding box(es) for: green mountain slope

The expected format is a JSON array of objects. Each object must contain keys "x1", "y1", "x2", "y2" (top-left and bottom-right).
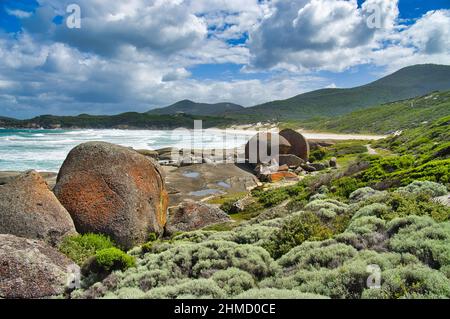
[
  {"x1": 232, "y1": 64, "x2": 450, "y2": 121},
  {"x1": 148, "y1": 100, "x2": 244, "y2": 116},
  {"x1": 298, "y1": 90, "x2": 450, "y2": 134}
]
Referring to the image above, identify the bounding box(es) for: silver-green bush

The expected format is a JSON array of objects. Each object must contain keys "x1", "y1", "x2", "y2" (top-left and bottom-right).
[
  {"x1": 388, "y1": 217, "x2": 450, "y2": 269},
  {"x1": 278, "y1": 241, "x2": 357, "y2": 272},
  {"x1": 211, "y1": 268, "x2": 256, "y2": 296},
  {"x1": 396, "y1": 181, "x2": 448, "y2": 197},
  {"x1": 236, "y1": 288, "x2": 329, "y2": 299},
  {"x1": 362, "y1": 264, "x2": 450, "y2": 299},
  {"x1": 349, "y1": 187, "x2": 386, "y2": 203},
  {"x1": 352, "y1": 204, "x2": 390, "y2": 220}
]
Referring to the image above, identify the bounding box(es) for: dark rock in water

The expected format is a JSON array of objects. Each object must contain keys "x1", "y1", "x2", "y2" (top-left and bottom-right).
[
  {"x1": 0, "y1": 234, "x2": 77, "y2": 299},
  {"x1": 166, "y1": 200, "x2": 231, "y2": 233},
  {"x1": 279, "y1": 129, "x2": 310, "y2": 161},
  {"x1": 0, "y1": 170, "x2": 77, "y2": 246},
  {"x1": 245, "y1": 132, "x2": 291, "y2": 165},
  {"x1": 329, "y1": 157, "x2": 338, "y2": 168},
  {"x1": 54, "y1": 142, "x2": 169, "y2": 250},
  {"x1": 279, "y1": 154, "x2": 306, "y2": 168}
]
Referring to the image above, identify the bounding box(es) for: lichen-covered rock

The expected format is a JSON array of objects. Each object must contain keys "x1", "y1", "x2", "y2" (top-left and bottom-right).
[
  {"x1": 0, "y1": 170, "x2": 76, "y2": 246},
  {"x1": 0, "y1": 234, "x2": 77, "y2": 299},
  {"x1": 167, "y1": 200, "x2": 231, "y2": 233},
  {"x1": 54, "y1": 142, "x2": 169, "y2": 249}
]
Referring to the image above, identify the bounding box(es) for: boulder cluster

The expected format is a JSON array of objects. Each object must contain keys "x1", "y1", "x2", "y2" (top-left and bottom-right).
[
  {"x1": 0, "y1": 142, "x2": 169, "y2": 298},
  {"x1": 245, "y1": 129, "x2": 332, "y2": 182}
]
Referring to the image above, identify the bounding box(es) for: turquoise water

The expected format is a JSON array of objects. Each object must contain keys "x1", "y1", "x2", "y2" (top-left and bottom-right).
[{"x1": 0, "y1": 128, "x2": 255, "y2": 172}]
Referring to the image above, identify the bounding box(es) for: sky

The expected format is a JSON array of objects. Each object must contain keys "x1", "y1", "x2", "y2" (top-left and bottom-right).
[{"x1": 0, "y1": 0, "x2": 449, "y2": 118}]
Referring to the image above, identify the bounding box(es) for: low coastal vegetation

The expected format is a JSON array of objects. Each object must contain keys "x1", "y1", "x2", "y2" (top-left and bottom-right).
[{"x1": 65, "y1": 114, "x2": 449, "y2": 299}]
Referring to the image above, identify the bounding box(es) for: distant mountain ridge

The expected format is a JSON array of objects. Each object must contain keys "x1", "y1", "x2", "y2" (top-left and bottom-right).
[
  {"x1": 148, "y1": 100, "x2": 244, "y2": 116},
  {"x1": 231, "y1": 64, "x2": 450, "y2": 121},
  {"x1": 2, "y1": 64, "x2": 450, "y2": 130}
]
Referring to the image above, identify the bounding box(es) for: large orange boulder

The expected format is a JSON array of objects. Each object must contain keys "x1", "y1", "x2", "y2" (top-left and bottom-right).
[
  {"x1": 0, "y1": 170, "x2": 76, "y2": 246},
  {"x1": 54, "y1": 142, "x2": 169, "y2": 249},
  {"x1": 279, "y1": 129, "x2": 310, "y2": 161}
]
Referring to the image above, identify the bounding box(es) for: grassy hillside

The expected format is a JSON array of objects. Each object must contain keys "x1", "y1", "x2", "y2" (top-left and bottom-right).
[
  {"x1": 148, "y1": 100, "x2": 244, "y2": 116},
  {"x1": 375, "y1": 115, "x2": 450, "y2": 165},
  {"x1": 298, "y1": 90, "x2": 450, "y2": 134},
  {"x1": 0, "y1": 112, "x2": 234, "y2": 129},
  {"x1": 232, "y1": 64, "x2": 450, "y2": 121}
]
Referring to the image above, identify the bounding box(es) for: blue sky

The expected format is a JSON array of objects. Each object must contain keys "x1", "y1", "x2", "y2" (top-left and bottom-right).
[{"x1": 0, "y1": 0, "x2": 449, "y2": 118}]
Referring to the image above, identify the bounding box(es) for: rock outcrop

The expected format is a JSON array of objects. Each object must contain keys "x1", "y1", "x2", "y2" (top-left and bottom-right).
[
  {"x1": 0, "y1": 234, "x2": 77, "y2": 299},
  {"x1": 54, "y1": 142, "x2": 169, "y2": 249},
  {"x1": 245, "y1": 133, "x2": 291, "y2": 165},
  {"x1": 166, "y1": 200, "x2": 231, "y2": 233},
  {"x1": 279, "y1": 154, "x2": 306, "y2": 168},
  {"x1": 279, "y1": 129, "x2": 310, "y2": 161},
  {"x1": 0, "y1": 170, "x2": 76, "y2": 246}
]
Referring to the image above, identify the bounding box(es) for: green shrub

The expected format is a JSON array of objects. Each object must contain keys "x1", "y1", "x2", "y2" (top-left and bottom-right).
[
  {"x1": 231, "y1": 225, "x2": 278, "y2": 246},
  {"x1": 336, "y1": 216, "x2": 387, "y2": 250},
  {"x1": 236, "y1": 288, "x2": 329, "y2": 299},
  {"x1": 349, "y1": 187, "x2": 386, "y2": 203},
  {"x1": 264, "y1": 212, "x2": 334, "y2": 259},
  {"x1": 278, "y1": 241, "x2": 357, "y2": 271},
  {"x1": 352, "y1": 203, "x2": 390, "y2": 220},
  {"x1": 305, "y1": 198, "x2": 349, "y2": 216},
  {"x1": 59, "y1": 233, "x2": 115, "y2": 265},
  {"x1": 263, "y1": 250, "x2": 422, "y2": 299},
  {"x1": 139, "y1": 240, "x2": 279, "y2": 281},
  {"x1": 253, "y1": 188, "x2": 290, "y2": 208},
  {"x1": 310, "y1": 147, "x2": 327, "y2": 162},
  {"x1": 310, "y1": 193, "x2": 328, "y2": 201},
  {"x1": 387, "y1": 217, "x2": 450, "y2": 269},
  {"x1": 145, "y1": 279, "x2": 226, "y2": 299},
  {"x1": 147, "y1": 232, "x2": 158, "y2": 242},
  {"x1": 103, "y1": 287, "x2": 146, "y2": 299},
  {"x1": 384, "y1": 192, "x2": 450, "y2": 222},
  {"x1": 396, "y1": 181, "x2": 448, "y2": 197},
  {"x1": 331, "y1": 177, "x2": 363, "y2": 198},
  {"x1": 173, "y1": 230, "x2": 216, "y2": 243},
  {"x1": 95, "y1": 248, "x2": 136, "y2": 272},
  {"x1": 362, "y1": 264, "x2": 450, "y2": 299},
  {"x1": 211, "y1": 268, "x2": 256, "y2": 296}
]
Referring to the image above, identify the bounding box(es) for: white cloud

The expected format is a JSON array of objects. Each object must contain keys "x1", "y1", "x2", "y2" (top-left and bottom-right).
[
  {"x1": 248, "y1": 0, "x2": 400, "y2": 71},
  {"x1": 5, "y1": 8, "x2": 33, "y2": 18}
]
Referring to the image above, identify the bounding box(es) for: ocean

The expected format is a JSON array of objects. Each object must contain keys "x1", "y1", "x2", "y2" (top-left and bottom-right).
[{"x1": 0, "y1": 128, "x2": 256, "y2": 172}]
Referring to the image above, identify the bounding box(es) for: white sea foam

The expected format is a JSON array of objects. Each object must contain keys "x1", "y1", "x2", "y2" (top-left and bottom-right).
[{"x1": 0, "y1": 128, "x2": 255, "y2": 172}]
